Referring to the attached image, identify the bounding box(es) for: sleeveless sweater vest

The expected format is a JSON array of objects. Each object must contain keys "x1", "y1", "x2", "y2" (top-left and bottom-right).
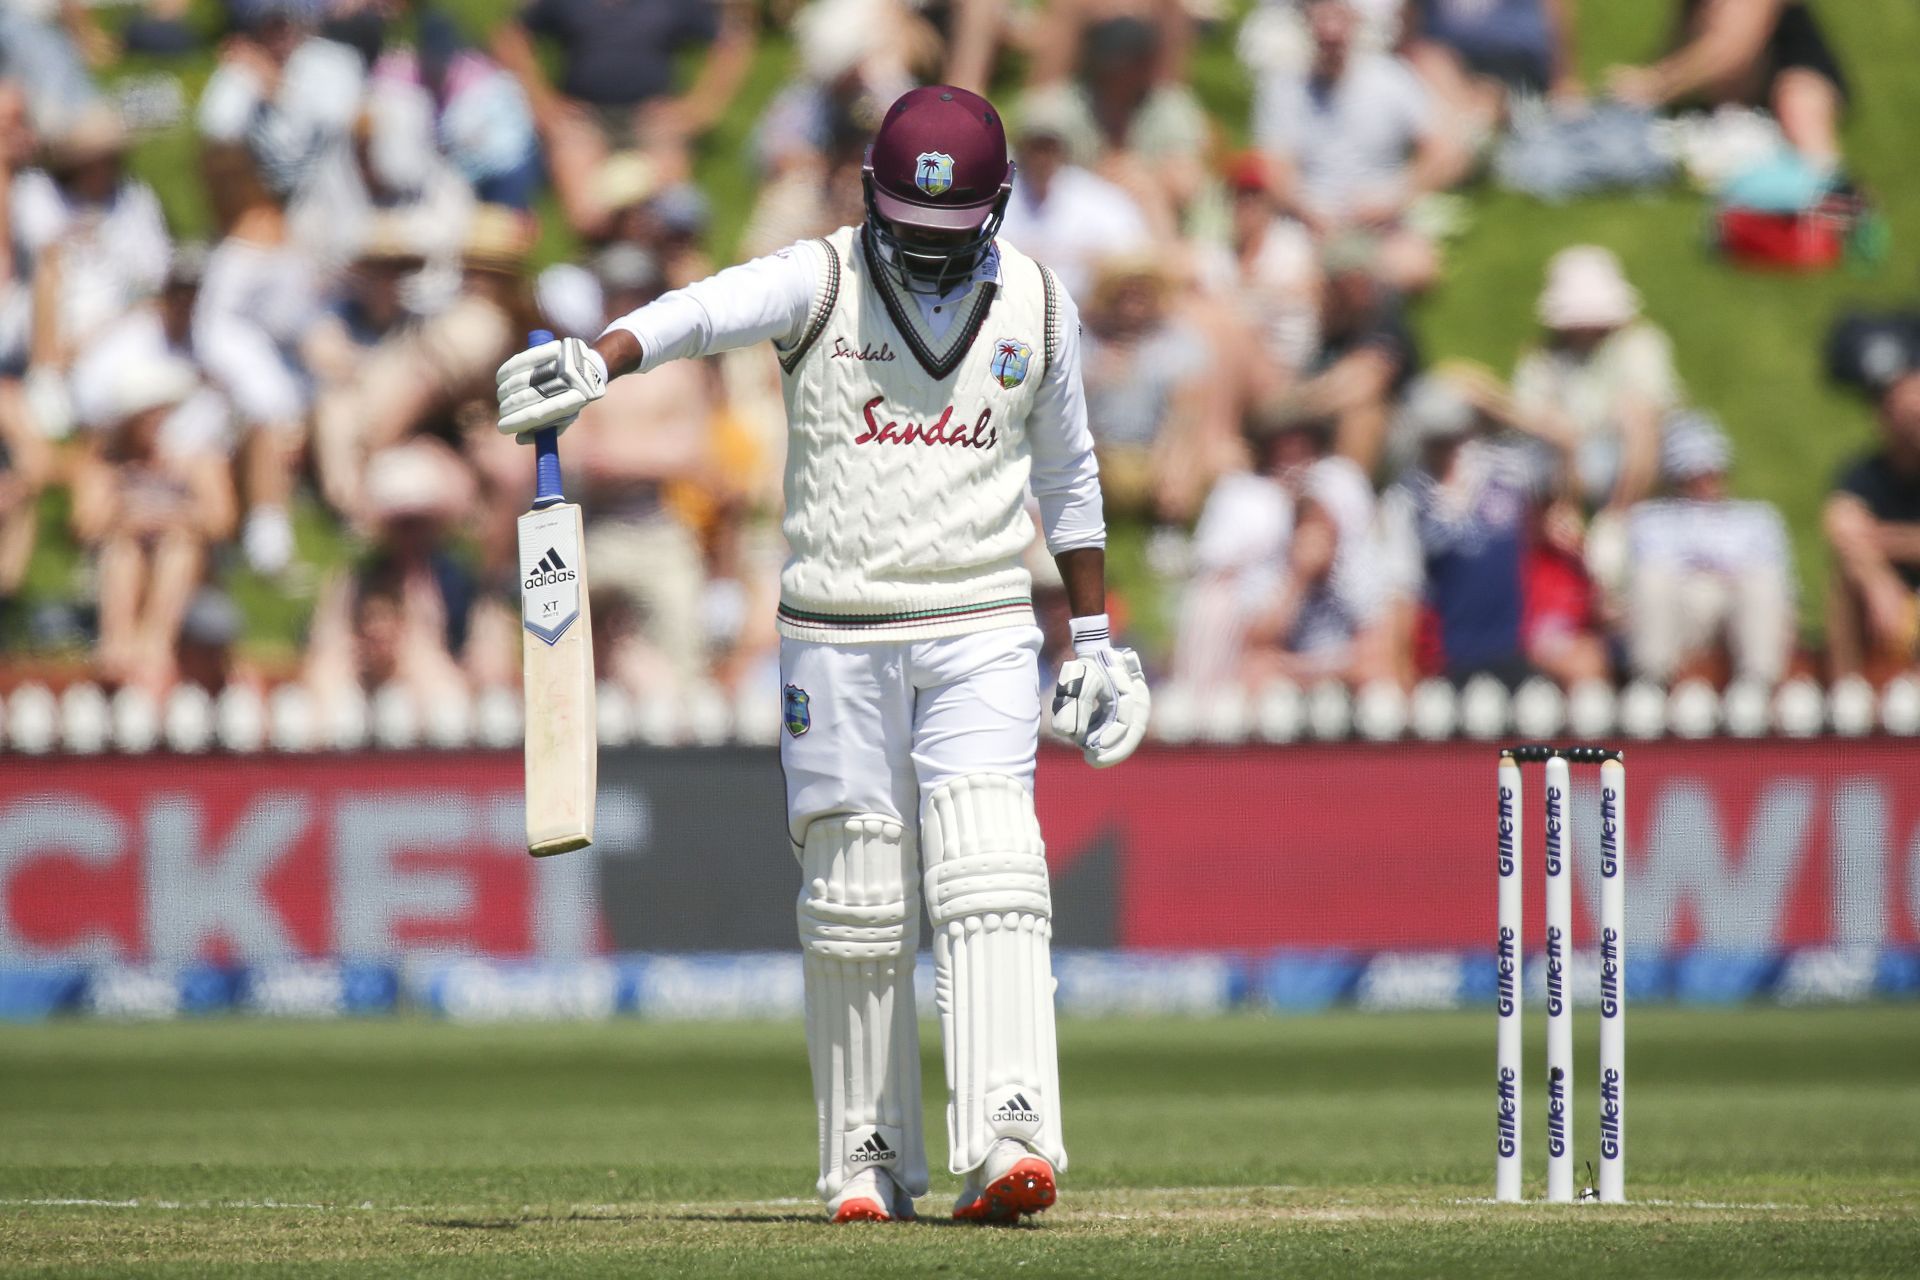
[{"x1": 775, "y1": 225, "x2": 1063, "y2": 644}]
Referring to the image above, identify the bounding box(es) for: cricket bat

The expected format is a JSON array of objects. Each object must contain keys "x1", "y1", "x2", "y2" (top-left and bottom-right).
[{"x1": 517, "y1": 329, "x2": 597, "y2": 855}]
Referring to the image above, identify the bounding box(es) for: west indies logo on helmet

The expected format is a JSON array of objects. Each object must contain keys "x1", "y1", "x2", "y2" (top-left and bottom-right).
[{"x1": 862, "y1": 86, "x2": 1014, "y2": 296}]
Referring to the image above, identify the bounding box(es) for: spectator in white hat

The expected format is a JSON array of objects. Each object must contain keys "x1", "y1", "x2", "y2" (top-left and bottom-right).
[
  {"x1": 339, "y1": 205, "x2": 533, "y2": 510},
  {"x1": 9, "y1": 104, "x2": 171, "y2": 434},
  {"x1": 70, "y1": 355, "x2": 237, "y2": 692},
  {"x1": 1000, "y1": 95, "x2": 1153, "y2": 301},
  {"x1": 1616, "y1": 411, "x2": 1794, "y2": 687},
  {"x1": 1510, "y1": 245, "x2": 1681, "y2": 511},
  {"x1": 69, "y1": 243, "x2": 234, "y2": 462},
  {"x1": 347, "y1": 205, "x2": 537, "y2": 597}
]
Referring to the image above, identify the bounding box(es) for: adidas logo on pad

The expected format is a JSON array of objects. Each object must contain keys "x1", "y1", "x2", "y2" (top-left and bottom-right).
[
  {"x1": 850, "y1": 1133, "x2": 896, "y2": 1164},
  {"x1": 991, "y1": 1093, "x2": 1040, "y2": 1125}
]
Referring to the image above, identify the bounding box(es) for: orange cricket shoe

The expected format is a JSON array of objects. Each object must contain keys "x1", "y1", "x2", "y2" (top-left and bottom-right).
[
  {"x1": 952, "y1": 1140, "x2": 1057, "y2": 1225},
  {"x1": 829, "y1": 1168, "x2": 916, "y2": 1223}
]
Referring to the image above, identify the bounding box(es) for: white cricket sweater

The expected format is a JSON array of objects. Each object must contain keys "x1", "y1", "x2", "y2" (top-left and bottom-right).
[{"x1": 603, "y1": 227, "x2": 1105, "y2": 645}]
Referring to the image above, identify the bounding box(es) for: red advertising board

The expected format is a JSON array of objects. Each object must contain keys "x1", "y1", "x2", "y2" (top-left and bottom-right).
[
  {"x1": 2, "y1": 740, "x2": 1916, "y2": 962},
  {"x1": 1036, "y1": 741, "x2": 1920, "y2": 953},
  {"x1": 0, "y1": 755, "x2": 593, "y2": 964}
]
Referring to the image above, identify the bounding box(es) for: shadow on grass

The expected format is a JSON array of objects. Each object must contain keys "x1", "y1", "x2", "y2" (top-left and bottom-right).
[
  {"x1": 662, "y1": 1212, "x2": 832, "y2": 1225},
  {"x1": 665, "y1": 1212, "x2": 1033, "y2": 1230}
]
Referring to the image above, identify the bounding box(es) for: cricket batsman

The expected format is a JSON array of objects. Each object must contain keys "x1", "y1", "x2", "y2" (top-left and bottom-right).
[{"x1": 494, "y1": 86, "x2": 1150, "y2": 1224}]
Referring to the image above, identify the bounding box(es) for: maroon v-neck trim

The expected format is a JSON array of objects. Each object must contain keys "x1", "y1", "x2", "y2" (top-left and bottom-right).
[{"x1": 860, "y1": 229, "x2": 999, "y2": 382}]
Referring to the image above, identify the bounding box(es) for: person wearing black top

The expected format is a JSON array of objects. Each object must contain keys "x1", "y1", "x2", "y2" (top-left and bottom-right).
[
  {"x1": 1606, "y1": 0, "x2": 1847, "y2": 168},
  {"x1": 1824, "y1": 370, "x2": 1920, "y2": 681}
]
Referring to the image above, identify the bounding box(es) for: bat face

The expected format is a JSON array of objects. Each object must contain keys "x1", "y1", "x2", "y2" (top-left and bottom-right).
[{"x1": 520, "y1": 501, "x2": 596, "y2": 855}]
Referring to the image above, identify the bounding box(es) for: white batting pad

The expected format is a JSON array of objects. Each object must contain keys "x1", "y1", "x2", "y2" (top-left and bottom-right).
[
  {"x1": 796, "y1": 813, "x2": 928, "y2": 1201},
  {"x1": 922, "y1": 774, "x2": 1065, "y2": 1175}
]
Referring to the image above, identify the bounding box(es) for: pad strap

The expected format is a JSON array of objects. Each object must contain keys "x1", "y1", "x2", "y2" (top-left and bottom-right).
[{"x1": 924, "y1": 854, "x2": 1051, "y2": 925}]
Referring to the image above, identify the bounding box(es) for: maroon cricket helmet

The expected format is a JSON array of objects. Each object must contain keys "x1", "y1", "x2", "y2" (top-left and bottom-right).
[{"x1": 862, "y1": 85, "x2": 1015, "y2": 294}]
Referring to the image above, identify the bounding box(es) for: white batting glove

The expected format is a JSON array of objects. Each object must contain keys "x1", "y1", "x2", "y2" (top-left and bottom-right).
[
  {"x1": 495, "y1": 337, "x2": 607, "y2": 437},
  {"x1": 1050, "y1": 614, "x2": 1150, "y2": 769}
]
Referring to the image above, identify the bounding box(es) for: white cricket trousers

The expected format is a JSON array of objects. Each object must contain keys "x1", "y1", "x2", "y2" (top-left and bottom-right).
[
  {"x1": 781, "y1": 623, "x2": 1065, "y2": 1193},
  {"x1": 778, "y1": 626, "x2": 1045, "y2": 841}
]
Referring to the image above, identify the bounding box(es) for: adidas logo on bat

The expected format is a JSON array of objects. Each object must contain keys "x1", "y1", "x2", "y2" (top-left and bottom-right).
[
  {"x1": 525, "y1": 547, "x2": 576, "y2": 588},
  {"x1": 991, "y1": 1092, "x2": 1040, "y2": 1125},
  {"x1": 849, "y1": 1133, "x2": 896, "y2": 1164}
]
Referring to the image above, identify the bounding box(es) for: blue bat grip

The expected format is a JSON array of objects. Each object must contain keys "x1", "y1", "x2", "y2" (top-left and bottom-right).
[{"x1": 527, "y1": 329, "x2": 565, "y2": 509}]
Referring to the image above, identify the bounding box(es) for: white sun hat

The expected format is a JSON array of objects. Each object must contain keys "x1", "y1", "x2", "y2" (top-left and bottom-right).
[
  {"x1": 1537, "y1": 245, "x2": 1641, "y2": 330},
  {"x1": 110, "y1": 354, "x2": 199, "y2": 421}
]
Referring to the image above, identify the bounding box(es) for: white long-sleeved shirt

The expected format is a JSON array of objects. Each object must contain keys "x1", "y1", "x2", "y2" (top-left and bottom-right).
[{"x1": 601, "y1": 236, "x2": 1106, "y2": 554}]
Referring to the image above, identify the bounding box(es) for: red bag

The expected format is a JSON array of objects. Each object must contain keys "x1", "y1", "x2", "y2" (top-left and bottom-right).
[{"x1": 1715, "y1": 202, "x2": 1850, "y2": 271}]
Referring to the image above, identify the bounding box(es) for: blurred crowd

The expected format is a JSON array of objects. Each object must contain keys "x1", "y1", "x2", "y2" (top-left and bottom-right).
[{"x1": 1, "y1": 0, "x2": 1916, "y2": 734}]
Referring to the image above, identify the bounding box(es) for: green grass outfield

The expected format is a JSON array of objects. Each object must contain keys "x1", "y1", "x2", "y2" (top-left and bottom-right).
[{"x1": 2, "y1": 1007, "x2": 1917, "y2": 1276}]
